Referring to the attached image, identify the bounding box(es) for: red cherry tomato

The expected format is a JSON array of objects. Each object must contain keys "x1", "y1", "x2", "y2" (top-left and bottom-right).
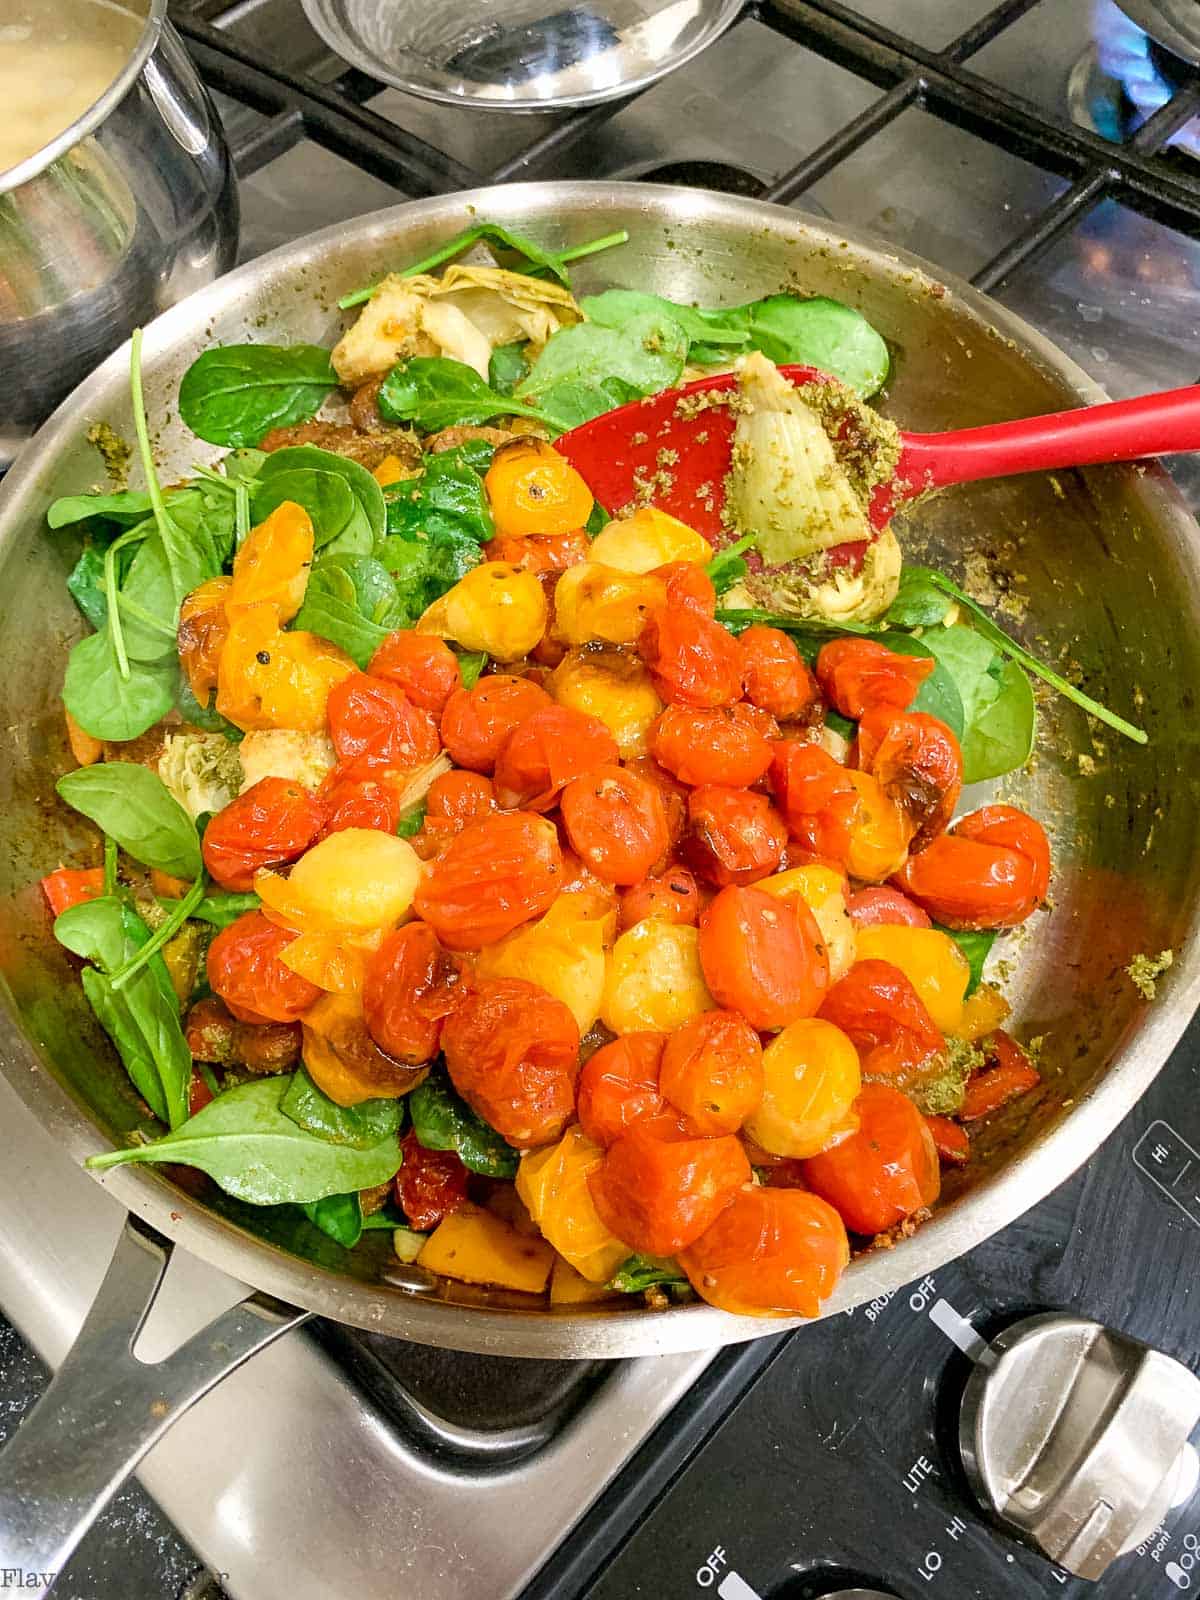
[
  {"x1": 623, "y1": 756, "x2": 690, "y2": 849},
  {"x1": 680, "y1": 1186, "x2": 849, "y2": 1317},
  {"x1": 894, "y1": 804, "x2": 1050, "y2": 929},
  {"x1": 802, "y1": 1082, "x2": 941, "y2": 1236},
  {"x1": 588, "y1": 1121, "x2": 751, "y2": 1255},
  {"x1": 326, "y1": 672, "x2": 439, "y2": 775},
  {"x1": 639, "y1": 608, "x2": 742, "y2": 708},
  {"x1": 483, "y1": 529, "x2": 590, "y2": 574},
  {"x1": 394, "y1": 1130, "x2": 469, "y2": 1231},
  {"x1": 425, "y1": 770, "x2": 497, "y2": 828},
  {"x1": 699, "y1": 884, "x2": 829, "y2": 1031},
  {"x1": 652, "y1": 560, "x2": 716, "y2": 616},
  {"x1": 576, "y1": 1032, "x2": 666, "y2": 1147},
  {"x1": 413, "y1": 811, "x2": 563, "y2": 951},
  {"x1": 202, "y1": 777, "x2": 325, "y2": 892},
  {"x1": 441, "y1": 977, "x2": 580, "y2": 1147},
  {"x1": 856, "y1": 709, "x2": 962, "y2": 848},
  {"x1": 845, "y1": 886, "x2": 931, "y2": 929},
  {"x1": 493, "y1": 704, "x2": 619, "y2": 811},
  {"x1": 955, "y1": 805, "x2": 1051, "y2": 901},
  {"x1": 559, "y1": 764, "x2": 669, "y2": 885},
  {"x1": 651, "y1": 704, "x2": 774, "y2": 788},
  {"x1": 769, "y1": 741, "x2": 858, "y2": 861},
  {"x1": 818, "y1": 958, "x2": 944, "y2": 1082},
  {"x1": 363, "y1": 923, "x2": 465, "y2": 1065},
  {"x1": 737, "y1": 626, "x2": 819, "y2": 721},
  {"x1": 319, "y1": 769, "x2": 402, "y2": 836},
  {"x1": 367, "y1": 632, "x2": 462, "y2": 716},
  {"x1": 815, "y1": 638, "x2": 934, "y2": 719},
  {"x1": 960, "y1": 1029, "x2": 1041, "y2": 1121},
  {"x1": 682, "y1": 786, "x2": 787, "y2": 888},
  {"x1": 618, "y1": 864, "x2": 701, "y2": 932},
  {"x1": 207, "y1": 910, "x2": 321, "y2": 1025},
  {"x1": 658, "y1": 1009, "x2": 763, "y2": 1135},
  {"x1": 440, "y1": 675, "x2": 551, "y2": 773}
]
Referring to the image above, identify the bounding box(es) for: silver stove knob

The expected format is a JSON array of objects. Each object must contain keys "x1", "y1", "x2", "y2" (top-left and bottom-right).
[{"x1": 959, "y1": 1312, "x2": 1200, "y2": 1581}]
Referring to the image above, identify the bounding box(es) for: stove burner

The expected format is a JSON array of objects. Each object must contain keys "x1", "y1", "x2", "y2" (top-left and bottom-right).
[
  {"x1": 1069, "y1": 0, "x2": 1200, "y2": 157},
  {"x1": 630, "y1": 158, "x2": 767, "y2": 196}
]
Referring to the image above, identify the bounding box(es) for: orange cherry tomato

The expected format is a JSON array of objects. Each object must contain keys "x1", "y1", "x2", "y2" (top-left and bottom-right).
[
  {"x1": 639, "y1": 608, "x2": 742, "y2": 709},
  {"x1": 227, "y1": 501, "x2": 313, "y2": 621},
  {"x1": 485, "y1": 438, "x2": 594, "y2": 538},
  {"x1": 651, "y1": 560, "x2": 716, "y2": 617},
  {"x1": 559, "y1": 764, "x2": 669, "y2": 886},
  {"x1": 651, "y1": 704, "x2": 773, "y2": 788},
  {"x1": 730, "y1": 700, "x2": 782, "y2": 742},
  {"x1": 680, "y1": 1186, "x2": 849, "y2": 1317},
  {"x1": 845, "y1": 886, "x2": 931, "y2": 929},
  {"x1": 658, "y1": 1009, "x2": 763, "y2": 1136},
  {"x1": 576, "y1": 1032, "x2": 667, "y2": 1147},
  {"x1": 395, "y1": 1129, "x2": 469, "y2": 1231},
  {"x1": 440, "y1": 674, "x2": 551, "y2": 773},
  {"x1": 483, "y1": 529, "x2": 590, "y2": 573},
  {"x1": 327, "y1": 672, "x2": 439, "y2": 776},
  {"x1": 207, "y1": 910, "x2": 322, "y2": 1025},
  {"x1": 682, "y1": 786, "x2": 787, "y2": 888},
  {"x1": 960, "y1": 1029, "x2": 1040, "y2": 1121},
  {"x1": 623, "y1": 755, "x2": 690, "y2": 850},
  {"x1": 925, "y1": 1115, "x2": 971, "y2": 1165},
  {"x1": 318, "y1": 769, "x2": 401, "y2": 836},
  {"x1": 413, "y1": 810, "x2": 563, "y2": 951},
  {"x1": 737, "y1": 626, "x2": 819, "y2": 721},
  {"x1": 178, "y1": 576, "x2": 231, "y2": 709},
  {"x1": 41, "y1": 867, "x2": 105, "y2": 918},
  {"x1": 856, "y1": 708, "x2": 962, "y2": 848},
  {"x1": 493, "y1": 703, "x2": 620, "y2": 811},
  {"x1": 770, "y1": 741, "x2": 858, "y2": 860},
  {"x1": 441, "y1": 977, "x2": 580, "y2": 1147},
  {"x1": 618, "y1": 865, "x2": 701, "y2": 932},
  {"x1": 802, "y1": 1081, "x2": 940, "y2": 1236},
  {"x1": 815, "y1": 638, "x2": 934, "y2": 720},
  {"x1": 699, "y1": 884, "x2": 830, "y2": 1031},
  {"x1": 367, "y1": 632, "x2": 462, "y2": 716},
  {"x1": 363, "y1": 923, "x2": 465, "y2": 1065},
  {"x1": 216, "y1": 608, "x2": 355, "y2": 734},
  {"x1": 818, "y1": 958, "x2": 944, "y2": 1083},
  {"x1": 895, "y1": 804, "x2": 1049, "y2": 930},
  {"x1": 202, "y1": 777, "x2": 325, "y2": 893},
  {"x1": 588, "y1": 1121, "x2": 751, "y2": 1255},
  {"x1": 425, "y1": 770, "x2": 497, "y2": 828}
]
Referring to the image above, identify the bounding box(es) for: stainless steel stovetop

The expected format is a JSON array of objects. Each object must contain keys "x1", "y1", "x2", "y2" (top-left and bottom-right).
[{"x1": 5, "y1": 1, "x2": 1200, "y2": 1595}]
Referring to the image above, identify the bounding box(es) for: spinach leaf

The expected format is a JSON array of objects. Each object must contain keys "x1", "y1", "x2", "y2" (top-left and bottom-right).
[
  {"x1": 86, "y1": 1077, "x2": 404, "y2": 1203},
  {"x1": 66, "y1": 548, "x2": 110, "y2": 631},
  {"x1": 885, "y1": 567, "x2": 956, "y2": 629},
  {"x1": 379, "y1": 526, "x2": 482, "y2": 627},
  {"x1": 176, "y1": 891, "x2": 260, "y2": 929},
  {"x1": 116, "y1": 536, "x2": 179, "y2": 664},
  {"x1": 916, "y1": 625, "x2": 1035, "y2": 783},
  {"x1": 696, "y1": 295, "x2": 890, "y2": 396},
  {"x1": 456, "y1": 650, "x2": 487, "y2": 689},
  {"x1": 176, "y1": 674, "x2": 244, "y2": 739},
  {"x1": 281, "y1": 1065, "x2": 405, "y2": 1149},
  {"x1": 62, "y1": 628, "x2": 177, "y2": 743},
  {"x1": 179, "y1": 344, "x2": 338, "y2": 449},
  {"x1": 872, "y1": 631, "x2": 966, "y2": 739},
  {"x1": 824, "y1": 709, "x2": 856, "y2": 739},
  {"x1": 939, "y1": 926, "x2": 997, "y2": 996},
  {"x1": 378, "y1": 357, "x2": 551, "y2": 433},
  {"x1": 302, "y1": 1192, "x2": 364, "y2": 1248},
  {"x1": 408, "y1": 1067, "x2": 517, "y2": 1177},
  {"x1": 384, "y1": 444, "x2": 494, "y2": 545},
  {"x1": 706, "y1": 533, "x2": 757, "y2": 597},
  {"x1": 581, "y1": 289, "x2": 751, "y2": 349},
  {"x1": 292, "y1": 556, "x2": 402, "y2": 667},
  {"x1": 255, "y1": 445, "x2": 386, "y2": 553},
  {"x1": 396, "y1": 799, "x2": 426, "y2": 838},
  {"x1": 608, "y1": 1254, "x2": 688, "y2": 1293},
  {"x1": 49, "y1": 490, "x2": 157, "y2": 529},
  {"x1": 489, "y1": 342, "x2": 528, "y2": 396},
  {"x1": 57, "y1": 764, "x2": 202, "y2": 880},
  {"x1": 516, "y1": 311, "x2": 689, "y2": 430}
]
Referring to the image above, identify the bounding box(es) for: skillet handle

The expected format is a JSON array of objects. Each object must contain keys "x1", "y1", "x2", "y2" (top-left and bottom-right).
[{"x1": 0, "y1": 1213, "x2": 309, "y2": 1588}]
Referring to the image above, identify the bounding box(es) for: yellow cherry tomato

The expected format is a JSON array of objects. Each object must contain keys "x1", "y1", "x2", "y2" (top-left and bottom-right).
[
  {"x1": 476, "y1": 893, "x2": 614, "y2": 1034},
  {"x1": 600, "y1": 919, "x2": 714, "y2": 1035},
  {"x1": 854, "y1": 925, "x2": 971, "y2": 1034},
  {"x1": 278, "y1": 928, "x2": 378, "y2": 995},
  {"x1": 277, "y1": 829, "x2": 421, "y2": 933},
  {"x1": 549, "y1": 645, "x2": 664, "y2": 758},
  {"x1": 553, "y1": 562, "x2": 667, "y2": 647},
  {"x1": 484, "y1": 438, "x2": 594, "y2": 538},
  {"x1": 844, "y1": 769, "x2": 914, "y2": 883},
  {"x1": 958, "y1": 982, "x2": 1011, "y2": 1042},
  {"x1": 216, "y1": 605, "x2": 356, "y2": 733},
  {"x1": 589, "y1": 507, "x2": 713, "y2": 573},
  {"x1": 516, "y1": 1125, "x2": 628, "y2": 1283},
  {"x1": 227, "y1": 501, "x2": 314, "y2": 623},
  {"x1": 758, "y1": 865, "x2": 857, "y2": 983},
  {"x1": 416, "y1": 561, "x2": 548, "y2": 660},
  {"x1": 301, "y1": 992, "x2": 427, "y2": 1105},
  {"x1": 744, "y1": 1017, "x2": 861, "y2": 1159}
]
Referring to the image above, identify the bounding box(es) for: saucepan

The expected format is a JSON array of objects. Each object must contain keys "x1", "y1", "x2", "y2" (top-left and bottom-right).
[{"x1": 1, "y1": 183, "x2": 1199, "y2": 1581}]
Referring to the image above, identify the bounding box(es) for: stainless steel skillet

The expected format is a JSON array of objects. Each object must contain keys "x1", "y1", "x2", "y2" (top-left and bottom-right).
[{"x1": 1, "y1": 182, "x2": 1198, "y2": 1577}]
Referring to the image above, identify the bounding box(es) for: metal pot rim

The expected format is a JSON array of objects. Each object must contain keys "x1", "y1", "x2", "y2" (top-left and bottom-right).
[{"x1": 0, "y1": 0, "x2": 167, "y2": 195}]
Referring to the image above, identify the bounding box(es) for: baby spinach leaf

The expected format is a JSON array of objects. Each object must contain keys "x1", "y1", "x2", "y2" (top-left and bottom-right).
[
  {"x1": 396, "y1": 798, "x2": 426, "y2": 838},
  {"x1": 456, "y1": 650, "x2": 487, "y2": 689},
  {"x1": 281, "y1": 1065, "x2": 405, "y2": 1149},
  {"x1": 63, "y1": 629, "x2": 177, "y2": 743},
  {"x1": 379, "y1": 527, "x2": 482, "y2": 627},
  {"x1": 939, "y1": 926, "x2": 997, "y2": 996},
  {"x1": 302, "y1": 1191, "x2": 364, "y2": 1248},
  {"x1": 179, "y1": 344, "x2": 338, "y2": 449},
  {"x1": 916, "y1": 625, "x2": 1035, "y2": 782},
  {"x1": 49, "y1": 489, "x2": 156, "y2": 529},
  {"x1": 255, "y1": 445, "x2": 386, "y2": 553},
  {"x1": 885, "y1": 567, "x2": 956, "y2": 629},
  {"x1": 516, "y1": 311, "x2": 689, "y2": 430},
  {"x1": 292, "y1": 556, "x2": 402, "y2": 667},
  {"x1": 66, "y1": 548, "x2": 110, "y2": 631},
  {"x1": 116, "y1": 537, "x2": 179, "y2": 664},
  {"x1": 581, "y1": 289, "x2": 750, "y2": 349},
  {"x1": 872, "y1": 631, "x2": 966, "y2": 739},
  {"x1": 408, "y1": 1067, "x2": 517, "y2": 1177},
  {"x1": 706, "y1": 533, "x2": 757, "y2": 596},
  {"x1": 608, "y1": 1254, "x2": 688, "y2": 1293},
  {"x1": 378, "y1": 357, "x2": 551, "y2": 433},
  {"x1": 489, "y1": 342, "x2": 528, "y2": 396},
  {"x1": 384, "y1": 445, "x2": 494, "y2": 545},
  {"x1": 57, "y1": 764, "x2": 202, "y2": 880},
  {"x1": 176, "y1": 674, "x2": 244, "y2": 739},
  {"x1": 173, "y1": 891, "x2": 260, "y2": 929},
  {"x1": 85, "y1": 1077, "x2": 404, "y2": 1204},
  {"x1": 696, "y1": 295, "x2": 890, "y2": 396}
]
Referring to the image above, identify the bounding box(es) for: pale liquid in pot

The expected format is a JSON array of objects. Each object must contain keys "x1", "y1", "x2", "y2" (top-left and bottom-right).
[{"x1": 0, "y1": 0, "x2": 145, "y2": 177}]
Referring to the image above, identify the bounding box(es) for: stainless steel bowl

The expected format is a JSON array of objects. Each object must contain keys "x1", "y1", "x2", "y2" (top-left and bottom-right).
[
  {"x1": 1, "y1": 184, "x2": 1199, "y2": 1361},
  {"x1": 0, "y1": 0, "x2": 238, "y2": 468}
]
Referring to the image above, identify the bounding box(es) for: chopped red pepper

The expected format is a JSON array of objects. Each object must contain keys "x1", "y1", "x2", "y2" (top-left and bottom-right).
[
  {"x1": 961, "y1": 1031, "x2": 1041, "y2": 1122},
  {"x1": 924, "y1": 1115, "x2": 971, "y2": 1165},
  {"x1": 41, "y1": 867, "x2": 105, "y2": 918}
]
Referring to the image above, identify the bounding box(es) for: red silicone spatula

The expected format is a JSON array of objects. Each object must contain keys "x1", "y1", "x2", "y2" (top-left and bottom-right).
[{"x1": 555, "y1": 364, "x2": 1200, "y2": 542}]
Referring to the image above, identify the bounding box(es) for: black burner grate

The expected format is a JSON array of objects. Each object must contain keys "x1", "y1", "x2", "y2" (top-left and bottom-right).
[{"x1": 169, "y1": 0, "x2": 1200, "y2": 291}]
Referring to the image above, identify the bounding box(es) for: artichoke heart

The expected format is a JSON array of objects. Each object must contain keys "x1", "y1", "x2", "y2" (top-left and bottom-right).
[{"x1": 727, "y1": 353, "x2": 871, "y2": 565}]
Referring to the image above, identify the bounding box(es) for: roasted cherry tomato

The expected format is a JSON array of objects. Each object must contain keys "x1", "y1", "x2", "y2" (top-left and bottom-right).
[
  {"x1": 576, "y1": 1032, "x2": 667, "y2": 1147},
  {"x1": 493, "y1": 704, "x2": 619, "y2": 811},
  {"x1": 699, "y1": 884, "x2": 830, "y2": 1031},
  {"x1": 895, "y1": 804, "x2": 1050, "y2": 929},
  {"x1": 413, "y1": 810, "x2": 563, "y2": 951},
  {"x1": 622, "y1": 756, "x2": 690, "y2": 849},
  {"x1": 815, "y1": 637, "x2": 934, "y2": 719},
  {"x1": 319, "y1": 769, "x2": 401, "y2": 836},
  {"x1": 485, "y1": 438, "x2": 594, "y2": 539},
  {"x1": 178, "y1": 576, "x2": 231, "y2": 709},
  {"x1": 618, "y1": 864, "x2": 701, "y2": 932},
  {"x1": 41, "y1": 867, "x2": 104, "y2": 917},
  {"x1": 207, "y1": 910, "x2": 322, "y2": 1025},
  {"x1": 327, "y1": 672, "x2": 439, "y2": 775},
  {"x1": 845, "y1": 886, "x2": 931, "y2": 929},
  {"x1": 440, "y1": 674, "x2": 551, "y2": 773},
  {"x1": 802, "y1": 1081, "x2": 941, "y2": 1236},
  {"x1": 818, "y1": 958, "x2": 943, "y2": 1084},
  {"x1": 441, "y1": 977, "x2": 580, "y2": 1147},
  {"x1": 651, "y1": 704, "x2": 774, "y2": 788},
  {"x1": 425, "y1": 770, "x2": 497, "y2": 828},
  {"x1": 216, "y1": 608, "x2": 355, "y2": 734},
  {"x1": 395, "y1": 1130, "x2": 470, "y2": 1231},
  {"x1": 651, "y1": 560, "x2": 717, "y2": 617},
  {"x1": 856, "y1": 708, "x2": 962, "y2": 848},
  {"x1": 682, "y1": 786, "x2": 787, "y2": 889},
  {"x1": 770, "y1": 741, "x2": 858, "y2": 861},
  {"x1": 202, "y1": 777, "x2": 326, "y2": 892},
  {"x1": 960, "y1": 1029, "x2": 1041, "y2": 1121},
  {"x1": 745, "y1": 1016, "x2": 861, "y2": 1159},
  {"x1": 559, "y1": 764, "x2": 669, "y2": 885},
  {"x1": 185, "y1": 998, "x2": 302, "y2": 1075},
  {"x1": 367, "y1": 632, "x2": 462, "y2": 716},
  {"x1": 658, "y1": 1009, "x2": 764, "y2": 1136},
  {"x1": 188, "y1": 1069, "x2": 216, "y2": 1117},
  {"x1": 302, "y1": 993, "x2": 427, "y2": 1104},
  {"x1": 363, "y1": 923, "x2": 465, "y2": 1065},
  {"x1": 483, "y1": 529, "x2": 590, "y2": 574},
  {"x1": 680, "y1": 1186, "x2": 849, "y2": 1318},
  {"x1": 588, "y1": 1121, "x2": 751, "y2": 1255},
  {"x1": 639, "y1": 607, "x2": 742, "y2": 709},
  {"x1": 227, "y1": 501, "x2": 313, "y2": 621},
  {"x1": 737, "y1": 626, "x2": 819, "y2": 721}
]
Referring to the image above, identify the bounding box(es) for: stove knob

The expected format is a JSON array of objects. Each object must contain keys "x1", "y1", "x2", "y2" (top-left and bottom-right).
[{"x1": 959, "y1": 1312, "x2": 1200, "y2": 1580}]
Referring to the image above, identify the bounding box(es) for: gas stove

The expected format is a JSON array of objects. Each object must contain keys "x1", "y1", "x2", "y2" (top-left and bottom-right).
[{"x1": 5, "y1": 2, "x2": 1200, "y2": 1597}]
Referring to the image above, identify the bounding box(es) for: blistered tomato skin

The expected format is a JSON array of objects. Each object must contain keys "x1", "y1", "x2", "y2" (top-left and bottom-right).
[
  {"x1": 588, "y1": 1122, "x2": 751, "y2": 1255},
  {"x1": 854, "y1": 925, "x2": 970, "y2": 1035},
  {"x1": 440, "y1": 978, "x2": 580, "y2": 1148},
  {"x1": 493, "y1": 704, "x2": 620, "y2": 811},
  {"x1": 651, "y1": 560, "x2": 717, "y2": 617},
  {"x1": 651, "y1": 705, "x2": 774, "y2": 788},
  {"x1": 425, "y1": 770, "x2": 497, "y2": 828},
  {"x1": 699, "y1": 885, "x2": 830, "y2": 1032},
  {"x1": 737, "y1": 626, "x2": 819, "y2": 721},
  {"x1": 363, "y1": 923, "x2": 464, "y2": 1065},
  {"x1": 413, "y1": 811, "x2": 563, "y2": 952},
  {"x1": 618, "y1": 865, "x2": 701, "y2": 932},
  {"x1": 559, "y1": 765, "x2": 670, "y2": 885},
  {"x1": 485, "y1": 438, "x2": 594, "y2": 539},
  {"x1": 856, "y1": 708, "x2": 963, "y2": 848},
  {"x1": 395, "y1": 1130, "x2": 469, "y2": 1231},
  {"x1": 682, "y1": 786, "x2": 787, "y2": 889},
  {"x1": 819, "y1": 958, "x2": 944, "y2": 1083},
  {"x1": 327, "y1": 672, "x2": 439, "y2": 774},
  {"x1": 623, "y1": 756, "x2": 690, "y2": 850},
  {"x1": 367, "y1": 632, "x2": 462, "y2": 716},
  {"x1": 484, "y1": 529, "x2": 590, "y2": 574},
  {"x1": 658, "y1": 1010, "x2": 764, "y2": 1136},
  {"x1": 802, "y1": 1082, "x2": 941, "y2": 1236},
  {"x1": 576, "y1": 1032, "x2": 667, "y2": 1147},
  {"x1": 815, "y1": 638, "x2": 934, "y2": 719},
  {"x1": 896, "y1": 804, "x2": 1050, "y2": 930},
  {"x1": 202, "y1": 777, "x2": 326, "y2": 892},
  {"x1": 845, "y1": 886, "x2": 931, "y2": 929},
  {"x1": 440, "y1": 675, "x2": 551, "y2": 773},
  {"x1": 770, "y1": 742, "x2": 858, "y2": 863},
  {"x1": 319, "y1": 771, "x2": 401, "y2": 836},
  {"x1": 680, "y1": 1187, "x2": 850, "y2": 1318},
  {"x1": 639, "y1": 608, "x2": 743, "y2": 709},
  {"x1": 207, "y1": 911, "x2": 322, "y2": 1025}
]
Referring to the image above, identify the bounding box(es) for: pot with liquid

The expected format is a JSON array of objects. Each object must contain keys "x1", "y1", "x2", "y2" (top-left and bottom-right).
[{"x1": 0, "y1": 0, "x2": 238, "y2": 467}]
